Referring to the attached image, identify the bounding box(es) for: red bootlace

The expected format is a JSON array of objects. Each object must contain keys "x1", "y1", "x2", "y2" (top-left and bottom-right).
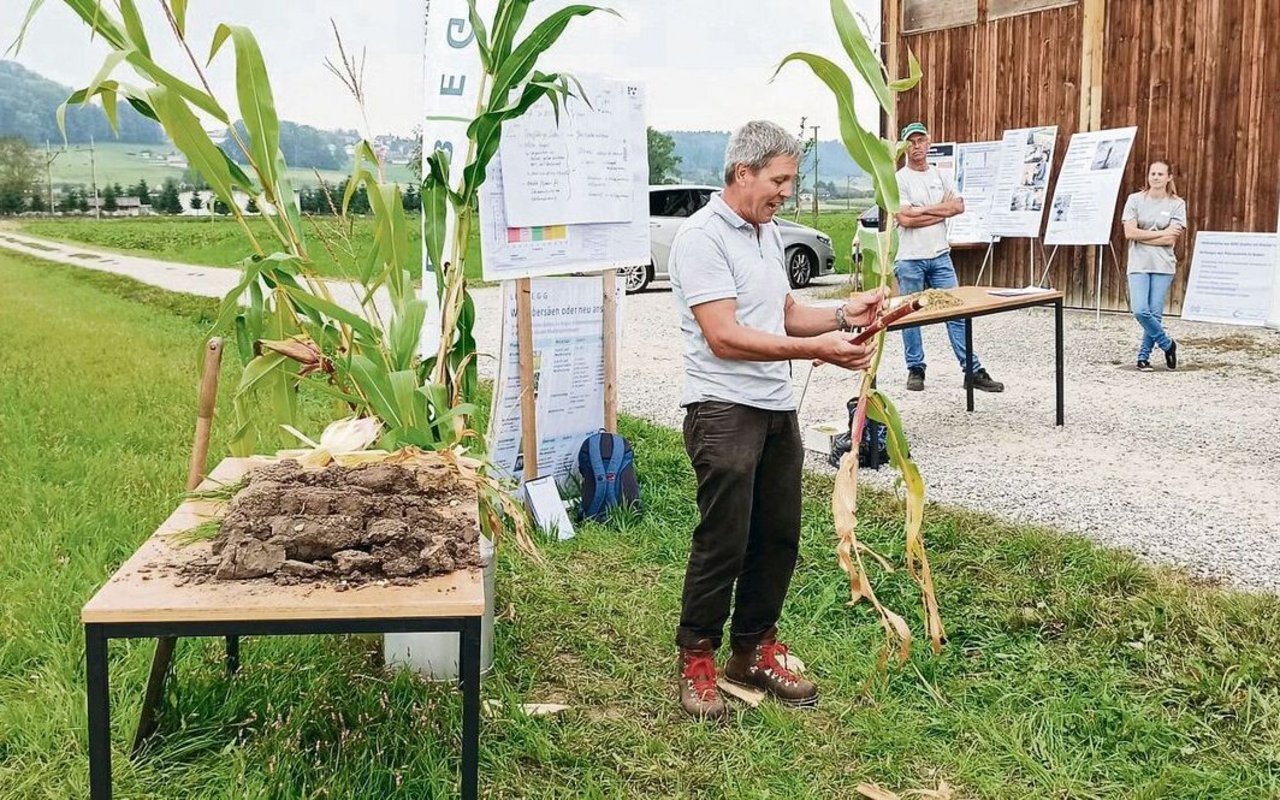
[
  {"x1": 759, "y1": 641, "x2": 800, "y2": 683},
  {"x1": 682, "y1": 652, "x2": 718, "y2": 697}
]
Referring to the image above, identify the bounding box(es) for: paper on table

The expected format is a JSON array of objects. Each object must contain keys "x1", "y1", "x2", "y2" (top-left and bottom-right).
[
  {"x1": 988, "y1": 285, "x2": 1055, "y2": 297},
  {"x1": 522, "y1": 475, "x2": 576, "y2": 541}
]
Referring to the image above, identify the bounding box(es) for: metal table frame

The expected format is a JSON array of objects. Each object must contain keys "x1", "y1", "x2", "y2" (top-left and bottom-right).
[
  {"x1": 85, "y1": 615, "x2": 482, "y2": 799},
  {"x1": 889, "y1": 294, "x2": 1065, "y2": 427}
]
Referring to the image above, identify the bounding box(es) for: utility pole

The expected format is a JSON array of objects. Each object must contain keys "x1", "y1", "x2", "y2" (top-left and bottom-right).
[
  {"x1": 44, "y1": 140, "x2": 60, "y2": 214},
  {"x1": 89, "y1": 135, "x2": 100, "y2": 219},
  {"x1": 809, "y1": 124, "x2": 820, "y2": 220}
]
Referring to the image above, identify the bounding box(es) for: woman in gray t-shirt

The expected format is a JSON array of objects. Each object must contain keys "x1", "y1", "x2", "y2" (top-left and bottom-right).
[{"x1": 1122, "y1": 160, "x2": 1187, "y2": 371}]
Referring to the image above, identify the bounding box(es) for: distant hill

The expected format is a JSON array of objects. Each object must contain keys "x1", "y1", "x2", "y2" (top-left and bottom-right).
[
  {"x1": 666, "y1": 130, "x2": 869, "y2": 189},
  {"x1": 0, "y1": 60, "x2": 165, "y2": 145}
]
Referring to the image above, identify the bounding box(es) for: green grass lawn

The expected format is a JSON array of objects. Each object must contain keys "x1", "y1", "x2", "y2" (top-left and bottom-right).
[
  {"x1": 16, "y1": 216, "x2": 486, "y2": 283},
  {"x1": 46, "y1": 141, "x2": 416, "y2": 189},
  {"x1": 2, "y1": 250, "x2": 1280, "y2": 797}
]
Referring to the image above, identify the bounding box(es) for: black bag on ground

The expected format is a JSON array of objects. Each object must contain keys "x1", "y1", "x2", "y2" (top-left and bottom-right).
[{"x1": 828, "y1": 397, "x2": 894, "y2": 469}]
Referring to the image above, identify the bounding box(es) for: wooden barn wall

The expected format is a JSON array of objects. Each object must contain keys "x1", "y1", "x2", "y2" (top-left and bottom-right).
[{"x1": 886, "y1": 0, "x2": 1280, "y2": 313}]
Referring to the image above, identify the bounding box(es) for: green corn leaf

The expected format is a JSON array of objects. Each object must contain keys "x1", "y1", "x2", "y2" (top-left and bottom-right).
[
  {"x1": 348, "y1": 355, "x2": 404, "y2": 430},
  {"x1": 6, "y1": 0, "x2": 49, "y2": 57},
  {"x1": 388, "y1": 369, "x2": 421, "y2": 430},
  {"x1": 775, "y1": 52, "x2": 899, "y2": 212},
  {"x1": 466, "y1": 0, "x2": 491, "y2": 71},
  {"x1": 127, "y1": 51, "x2": 228, "y2": 122},
  {"x1": 100, "y1": 89, "x2": 118, "y2": 134},
  {"x1": 830, "y1": 0, "x2": 890, "y2": 113},
  {"x1": 211, "y1": 25, "x2": 279, "y2": 190},
  {"x1": 234, "y1": 351, "x2": 288, "y2": 395},
  {"x1": 280, "y1": 284, "x2": 379, "y2": 343},
  {"x1": 116, "y1": 0, "x2": 150, "y2": 58},
  {"x1": 388, "y1": 298, "x2": 427, "y2": 372},
  {"x1": 889, "y1": 50, "x2": 923, "y2": 92},
  {"x1": 273, "y1": 148, "x2": 304, "y2": 249},
  {"x1": 172, "y1": 0, "x2": 188, "y2": 37},
  {"x1": 423, "y1": 148, "x2": 451, "y2": 274},
  {"x1": 490, "y1": 0, "x2": 531, "y2": 67},
  {"x1": 489, "y1": 6, "x2": 617, "y2": 108},
  {"x1": 145, "y1": 85, "x2": 238, "y2": 210}
]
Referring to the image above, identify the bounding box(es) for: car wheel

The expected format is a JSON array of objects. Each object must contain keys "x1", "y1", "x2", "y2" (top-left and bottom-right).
[
  {"x1": 786, "y1": 246, "x2": 814, "y2": 289},
  {"x1": 621, "y1": 263, "x2": 652, "y2": 294}
]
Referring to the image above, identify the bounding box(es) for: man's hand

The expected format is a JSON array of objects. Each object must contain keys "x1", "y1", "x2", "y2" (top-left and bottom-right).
[
  {"x1": 812, "y1": 331, "x2": 875, "y2": 371},
  {"x1": 842, "y1": 287, "x2": 886, "y2": 329}
]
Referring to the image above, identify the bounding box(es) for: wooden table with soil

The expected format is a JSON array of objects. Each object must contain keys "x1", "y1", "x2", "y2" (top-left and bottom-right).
[
  {"x1": 81, "y1": 457, "x2": 486, "y2": 800},
  {"x1": 887, "y1": 286, "x2": 1066, "y2": 426}
]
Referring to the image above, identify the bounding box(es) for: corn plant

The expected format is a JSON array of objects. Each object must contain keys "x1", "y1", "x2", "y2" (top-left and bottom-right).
[
  {"x1": 15, "y1": 0, "x2": 608, "y2": 462},
  {"x1": 778, "y1": 0, "x2": 945, "y2": 668}
]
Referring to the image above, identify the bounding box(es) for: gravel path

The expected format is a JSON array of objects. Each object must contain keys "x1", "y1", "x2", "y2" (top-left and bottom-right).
[{"x1": 6, "y1": 230, "x2": 1279, "y2": 593}]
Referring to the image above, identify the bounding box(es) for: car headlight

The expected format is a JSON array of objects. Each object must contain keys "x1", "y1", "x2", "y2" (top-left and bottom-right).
[{"x1": 816, "y1": 234, "x2": 831, "y2": 244}]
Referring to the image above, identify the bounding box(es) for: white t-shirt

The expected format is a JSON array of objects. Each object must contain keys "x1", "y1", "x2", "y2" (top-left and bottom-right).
[
  {"x1": 1121, "y1": 191, "x2": 1187, "y2": 275},
  {"x1": 896, "y1": 165, "x2": 954, "y2": 261}
]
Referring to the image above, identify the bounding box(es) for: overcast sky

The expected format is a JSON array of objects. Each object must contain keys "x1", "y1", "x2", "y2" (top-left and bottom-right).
[{"x1": 4, "y1": 0, "x2": 880, "y2": 137}]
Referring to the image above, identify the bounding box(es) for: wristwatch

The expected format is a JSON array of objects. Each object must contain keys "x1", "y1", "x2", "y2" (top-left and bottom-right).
[{"x1": 835, "y1": 305, "x2": 852, "y2": 332}]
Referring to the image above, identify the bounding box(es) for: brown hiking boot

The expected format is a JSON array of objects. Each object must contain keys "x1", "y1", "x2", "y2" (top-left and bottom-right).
[
  {"x1": 724, "y1": 627, "x2": 818, "y2": 708},
  {"x1": 678, "y1": 640, "x2": 727, "y2": 722}
]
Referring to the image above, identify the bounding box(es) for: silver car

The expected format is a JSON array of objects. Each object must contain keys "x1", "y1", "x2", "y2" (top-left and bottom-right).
[{"x1": 621, "y1": 185, "x2": 836, "y2": 293}]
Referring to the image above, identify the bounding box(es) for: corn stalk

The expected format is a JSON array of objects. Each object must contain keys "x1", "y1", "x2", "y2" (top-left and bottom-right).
[
  {"x1": 778, "y1": 0, "x2": 946, "y2": 668},
  {"x1": 18, "y1": 0, "x2": 608, "y2": 557}
]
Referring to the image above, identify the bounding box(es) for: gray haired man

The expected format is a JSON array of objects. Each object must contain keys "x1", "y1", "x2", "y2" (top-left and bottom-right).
[{"x1": 669, "y1": 120, "x2": 883, "y2": 721}]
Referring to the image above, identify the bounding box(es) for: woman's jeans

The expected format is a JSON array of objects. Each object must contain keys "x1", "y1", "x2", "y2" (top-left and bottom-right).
[{"x1": 1127, "y1": 272, "x2": 1174, "y2": 361}]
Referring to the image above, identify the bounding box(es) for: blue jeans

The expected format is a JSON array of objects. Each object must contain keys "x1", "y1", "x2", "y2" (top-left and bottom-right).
[
  {"x1": 1128, "y1": 272, "x2": 1174, "y2": 361},
  {"x1": 894, "y1": 253, "x2": 981, "y2": 374}
]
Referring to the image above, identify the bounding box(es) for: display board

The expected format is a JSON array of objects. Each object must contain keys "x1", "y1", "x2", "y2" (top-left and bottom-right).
[
  {"x1": 487, "y1": 276, "x2": 624, "y2": 484},
  {"x1": 1182, "y1": 232, "x2": 1279, "y2": 327},
  {"x1": 1044, "y1": 127, "x2": 1137, "y2": 246},
  {"x1": 988, "y1": 125, "x2": 1059, "y2": 238},
  {"x1": 951, "y1": 140, "x2": 1002, "y2": 244},
  {"x1": 478, "y1": 76, "x2": 650, "y2": 282},
  {"x1": 499, "y1": 76, "x2": 646, "y2": 227}
]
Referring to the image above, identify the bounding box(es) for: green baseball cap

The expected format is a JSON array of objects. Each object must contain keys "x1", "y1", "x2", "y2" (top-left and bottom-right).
[{"x1": 900, "y1": 122, "x2": 929, "y2": 139}]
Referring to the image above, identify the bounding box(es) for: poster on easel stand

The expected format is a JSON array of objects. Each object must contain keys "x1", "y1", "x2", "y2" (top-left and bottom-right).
[
  {"x1": 479, "y1": 75, "x2": 650, "y2": 282},
  {"x1": 1182, "y1": 232, "x2": 1279, "y2": 327},
  {"x1": 950, "y1": 140, "x2": 1001, "y2": 245},
  {"x1": 988, "y1": 125, "x2": 1059, "y2": 238},
  {"x1": 1044, "y1": 126, "x2": 1137, "y2": 246},
  {"x1": 487, "y1": 276, "x2": 625, "y2": 485}
]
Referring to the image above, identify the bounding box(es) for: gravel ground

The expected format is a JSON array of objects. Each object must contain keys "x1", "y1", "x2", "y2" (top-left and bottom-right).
[
  {"x1": 5, "y1": 230, "x2": 1277, "y2": 594},
  {"x1": 470, "y1": 276, "x2": 1280, "y2": 594}
]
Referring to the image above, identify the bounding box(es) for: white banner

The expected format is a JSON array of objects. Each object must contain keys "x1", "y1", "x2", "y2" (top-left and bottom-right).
[
  {"x1": 988, "y1": 125, "x2": 1059, "y2": 238},
  {"x1": 950, "y1": 140, "x2": 1001, "y2": 245},
  {"x1": 1183, "y1": 232, "x2": 1279, "y2": 326},
  {"x1": 418, "y1": 0, "x2": 495, "y2": 357},
  {"x1": 1044, "y1": 127, "x2": 1137, "y2": 246},
  {"x1": 487, "y1": 276, "x2": 624, "y2": 486},
  {"x1": 479, "y1": 78, "x2": 650, "y2": 282}
]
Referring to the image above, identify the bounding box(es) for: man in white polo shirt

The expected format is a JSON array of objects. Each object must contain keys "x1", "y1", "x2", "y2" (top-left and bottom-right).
[
  {"x1": 895, "y1": 121, "x2": 1004, "y2": 393},
  {"x1": 668, "y1": 120, "x2": 884, "y2": 721}
]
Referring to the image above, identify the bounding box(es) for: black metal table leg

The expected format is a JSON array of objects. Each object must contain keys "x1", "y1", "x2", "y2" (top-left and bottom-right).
[
  {"x1": 459, "y1": 617, "x2": 481, "y2": 800},
  {"x1": 226, "y1": 636, "x2": 240, "y2": 675},
  {"x1": 964, "y1": 316, "x2": 975, "y2": 413},
  {"x1": 86, "y1": 624, "x2": 112, "y2": 800},
  {"x1": 1055, "y1": 298, "x2": 1065, "y2": 426}
]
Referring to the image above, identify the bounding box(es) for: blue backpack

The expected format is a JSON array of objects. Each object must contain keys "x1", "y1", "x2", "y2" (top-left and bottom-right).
[{"x1": 577, "y1": 431, "x2": 641, "y2": 522}]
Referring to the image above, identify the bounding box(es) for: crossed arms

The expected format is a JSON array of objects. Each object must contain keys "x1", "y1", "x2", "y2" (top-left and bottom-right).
[
  {"x1": 896, "y1": 191, "x2": 965, "y2": 228},
  {"x1": 1124, "y1": 220, "x2": 1184, "y2": 247}
]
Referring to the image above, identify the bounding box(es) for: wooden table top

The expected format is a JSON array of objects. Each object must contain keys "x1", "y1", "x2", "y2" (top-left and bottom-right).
[
  {"x1": 82, "y1": 458, "x2": 485, "y2": 625},
  {"x1": 888, "y1": 286, "x2": 1063, "y2": 329}
]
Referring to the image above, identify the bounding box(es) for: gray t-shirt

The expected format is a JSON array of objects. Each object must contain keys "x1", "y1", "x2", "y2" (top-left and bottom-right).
[
  {"x1": 896, "y1": 165, "x2": 954, "y2": 261},
  {"x1": 669, "y1": 192, "x2": 795, "y2": 411},
  {"x1": 1122, "y1": 191, "x2": 1187, "y2": 274}
]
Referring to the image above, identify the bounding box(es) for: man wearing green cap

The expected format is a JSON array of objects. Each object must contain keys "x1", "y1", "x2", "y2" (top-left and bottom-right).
[{"x1": 894, "y1": 122, "x2": 1004, "y2": 393}]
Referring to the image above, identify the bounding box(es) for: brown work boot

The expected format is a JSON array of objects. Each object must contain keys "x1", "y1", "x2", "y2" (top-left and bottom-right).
[
  {"x1": 724, "y1": 627, "x2": 818, "y2": 708},
  {"x1": 678, "y1": 640, "x2": 727, "y2": 722}
]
